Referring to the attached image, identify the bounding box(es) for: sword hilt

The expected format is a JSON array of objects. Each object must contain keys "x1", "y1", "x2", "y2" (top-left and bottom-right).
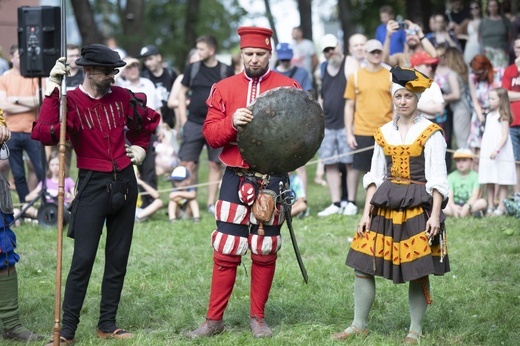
[{"x1": 278, "y1": 180, "x2": 296, "y2": 206}]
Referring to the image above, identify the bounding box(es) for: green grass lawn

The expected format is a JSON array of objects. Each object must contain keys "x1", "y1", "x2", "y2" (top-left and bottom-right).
[{"x1": 7, "y1": 162, "x2": 520, "y2": 345}]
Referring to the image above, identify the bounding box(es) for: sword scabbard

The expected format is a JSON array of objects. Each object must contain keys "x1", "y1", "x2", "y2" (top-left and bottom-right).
[{"x1": 280, "y1": 180, "x2": 308, "y2": 284}]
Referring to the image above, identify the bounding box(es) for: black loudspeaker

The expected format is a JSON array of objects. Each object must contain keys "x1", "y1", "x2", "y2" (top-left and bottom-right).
[{"x1": 17, "y1": 6, "x2": 61, "y2": 78}]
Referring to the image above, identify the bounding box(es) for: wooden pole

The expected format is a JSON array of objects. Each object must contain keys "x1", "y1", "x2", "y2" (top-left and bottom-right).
[{"x1": 53, "y1": 1, "x2": 67, "y2": 344}]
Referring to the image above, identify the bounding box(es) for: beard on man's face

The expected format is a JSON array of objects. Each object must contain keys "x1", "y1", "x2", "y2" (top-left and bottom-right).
[
  {"x1": 245, "y1": 65, "x2": 269, "y2": 78},
  {"x1": 407, "y1": 41, "x2": 419, "y2": 50},
  {"x1": 101, "y1": 77, "x2": 115, "y2": 87},
  {"x1": 328, "y1": 54, "x2": 342, "y2": 68},
  {"x1": 92, "y1": 77, "x2": 114, "y2": 92}
]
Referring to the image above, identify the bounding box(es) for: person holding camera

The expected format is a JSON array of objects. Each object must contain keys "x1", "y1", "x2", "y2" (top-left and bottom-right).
[
  {"x1": 375, "y1": 6, "x2": 406, "y2": 55},
  {"x1": 382, "y1": 19, "x2": 438, "y2": 68}
]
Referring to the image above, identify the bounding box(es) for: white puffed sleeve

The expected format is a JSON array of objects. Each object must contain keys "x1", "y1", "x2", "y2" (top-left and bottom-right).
[
  {"x1": 362, "y1": 141, "x2": 386, "y2": 189},
  {"x1": 424, "y1": 130, "x2": 449, "y2": 199}
]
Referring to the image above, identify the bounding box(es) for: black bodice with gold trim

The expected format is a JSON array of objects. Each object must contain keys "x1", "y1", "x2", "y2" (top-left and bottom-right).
[{"x1": 371, "y1": 123, "x2": 443, "y2": 210}]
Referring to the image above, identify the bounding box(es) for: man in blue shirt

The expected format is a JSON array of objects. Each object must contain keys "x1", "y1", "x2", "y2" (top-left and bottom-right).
[{"x1": 375, "y1": 5, "x2": 406, "y2": 55}]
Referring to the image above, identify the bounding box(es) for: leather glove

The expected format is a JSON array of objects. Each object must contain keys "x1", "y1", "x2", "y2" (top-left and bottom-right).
[
  {"x1": 45, "y1": 57, "x2": 69, "y2": 96},
  {"x1": 125, "y1": 144, "x2": 146, "y2": 165}
]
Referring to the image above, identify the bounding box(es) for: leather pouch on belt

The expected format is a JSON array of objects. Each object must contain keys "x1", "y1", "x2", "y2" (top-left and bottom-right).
[
  {"x1": 106, "y1": 180, "x2": 129, "y2": 214},
  {"x1": 251, "y1": 189, "x2": 277, "y2": 235},
  {"x1": 67, "y1": 200, "x2": 78, "y2": 238}
]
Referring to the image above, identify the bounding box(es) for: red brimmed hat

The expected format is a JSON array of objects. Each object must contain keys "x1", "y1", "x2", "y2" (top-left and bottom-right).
[
  {"x1": 238, "y1": 26, "x2": 273, "y2": 51},
  {"x1": 410, "y1": 51, "x2": 439, "y2": 68}
]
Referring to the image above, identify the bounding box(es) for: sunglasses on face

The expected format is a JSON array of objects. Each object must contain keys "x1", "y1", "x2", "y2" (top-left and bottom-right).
[
  {"x1": 323, "y1": 47, "x2": 335, "y2": 54},
  {"x1": 92, "y1": 68, "x2": 120, "y2": 76}
]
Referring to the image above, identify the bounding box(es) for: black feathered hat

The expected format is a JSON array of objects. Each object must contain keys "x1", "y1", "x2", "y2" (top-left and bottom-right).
[
  {"x1": 390, "y1": 65, "x2": 432, "y2": 95},
  {"x1": 75, "y1": 44, "x2": 126, "y2": 68}
]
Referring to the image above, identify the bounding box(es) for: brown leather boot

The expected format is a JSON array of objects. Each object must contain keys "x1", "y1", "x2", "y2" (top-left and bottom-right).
[
  {"x1": 249, "y1": 316, "x2": 272, "y2": 338},
  {"x1": 185, "y1": 319, "x2": 224, "y2": 338}
]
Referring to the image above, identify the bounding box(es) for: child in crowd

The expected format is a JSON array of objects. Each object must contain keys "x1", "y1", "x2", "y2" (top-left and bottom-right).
[
  {"x1": 17, "y1": 151, "x2": 75, "y2": 220},
  {"x1": 478, "y1": 88, "x2": 517, "y2": 215},
  {"x1": 135, "y1": 166, "x2": 164, "y2": 222},
  {"x1": 289, "y1": 172, "x2": 307, "y2": 218},
  {"x1": 289, "y1": 171, "x2": 307, "y2": 217},
  {"x1": 168, "y1": 165, "x2": 199, "y2": 223},
  {"x1": 444, "y1": 149, "x2": 487, "y2": 217},
  {"x1": 154, "y1": 125, "x2": 179, "y2": 177}
]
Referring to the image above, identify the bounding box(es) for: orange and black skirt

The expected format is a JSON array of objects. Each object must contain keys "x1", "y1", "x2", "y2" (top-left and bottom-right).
[{"x1": 346, "y1": 183, "x2": 450, "y2": 284}]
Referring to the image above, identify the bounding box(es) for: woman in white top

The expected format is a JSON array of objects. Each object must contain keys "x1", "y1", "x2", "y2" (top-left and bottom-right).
[
  {"x1": 333, "y1": 66, "x2": 450, "y2": 345},
  {"x1": 459, "y1": 1, "x2": 482, "y2": 65}
]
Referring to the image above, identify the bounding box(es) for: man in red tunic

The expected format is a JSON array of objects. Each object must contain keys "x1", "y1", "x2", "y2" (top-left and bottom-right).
[
  {"x1": 501, "y1": 34, "x2": 520, "y2": 194},
  {"x1": 186, "y1": 27, "x2": 301, "y2": 339},
  {"x1": 32, "y1": 44, "x2": 159, "y2": 345}
]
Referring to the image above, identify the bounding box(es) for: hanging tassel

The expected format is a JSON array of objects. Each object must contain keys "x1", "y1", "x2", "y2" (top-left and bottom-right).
[
  {"x1": 258, "y1": 222, "x2": 265, "y2": 236},
  {"x1": 420, "y1": 276, "x2": 432, "y2": 305}
]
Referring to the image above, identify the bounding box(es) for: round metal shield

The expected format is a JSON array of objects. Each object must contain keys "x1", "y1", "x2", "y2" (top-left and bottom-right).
[{"x1": 237, "y1": 87, "x2": 324, "y2": 174}]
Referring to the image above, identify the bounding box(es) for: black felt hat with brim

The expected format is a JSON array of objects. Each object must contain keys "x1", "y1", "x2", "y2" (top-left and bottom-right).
[{"x1": 75, "y1": 44, "x2": 126, "y2": 68}]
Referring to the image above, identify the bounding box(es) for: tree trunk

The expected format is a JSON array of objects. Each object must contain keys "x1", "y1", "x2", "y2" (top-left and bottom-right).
[
  {"x1": 70, "y1": 0, "x2": 104, "y2": 45},
  {"x1": 406, "y1": 0, "x2": 429, "y2": 30},
  {"x1": 121, "y1": 0, "x2": 145, "y2": 56},
  {"x1": 263, "y1": 0, "x2": 278, "y2": 45},
  {"x1": 296, "y1": 0, "x2": 313, "y2": 40},
  {"x1": 510, "y1": 0, "x2": 518, "y2": 15},
  {"x1": 337, "y1": 0, "x2": 352, "y2": 53},
  {"x1": 184, "y1": 0, "x2": 200, "y2": 58}
]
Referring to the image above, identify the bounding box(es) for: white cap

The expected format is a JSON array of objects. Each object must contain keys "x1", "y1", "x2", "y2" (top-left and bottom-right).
[
  {"x1": 321, "y1": 34, "x2": 338, "y2": 51},
  {"x1": 365, "y1": 39, "x2": 383, "y2": 52},
  {"x1": 170, "y1": 166, "x2": 189, "y2": 181},
  {"x1": 123, "y1": 56, "x2": 140, "y2": 67},
  {"x1": 391, "y1": 82, "x2": 422, "y2": 100}
]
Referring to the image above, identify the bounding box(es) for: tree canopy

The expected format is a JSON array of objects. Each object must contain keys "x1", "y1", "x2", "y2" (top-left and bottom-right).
[
  {"x1": 67, "y1": 0, "x2": 246, "y2": 71},
  {"x1": 63, "y1": 0, "x2": 519, "y2": 71}
]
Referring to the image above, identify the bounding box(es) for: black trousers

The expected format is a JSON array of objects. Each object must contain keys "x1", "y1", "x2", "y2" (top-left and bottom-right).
[{"x1": 61, "y1": 165, "x2": 138, "y2": 339}]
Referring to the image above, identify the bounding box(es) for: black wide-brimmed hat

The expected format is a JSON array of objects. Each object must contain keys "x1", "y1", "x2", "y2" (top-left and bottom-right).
[{"x1": 75, "y1": 44, "x2": 126, "y2": 68}]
